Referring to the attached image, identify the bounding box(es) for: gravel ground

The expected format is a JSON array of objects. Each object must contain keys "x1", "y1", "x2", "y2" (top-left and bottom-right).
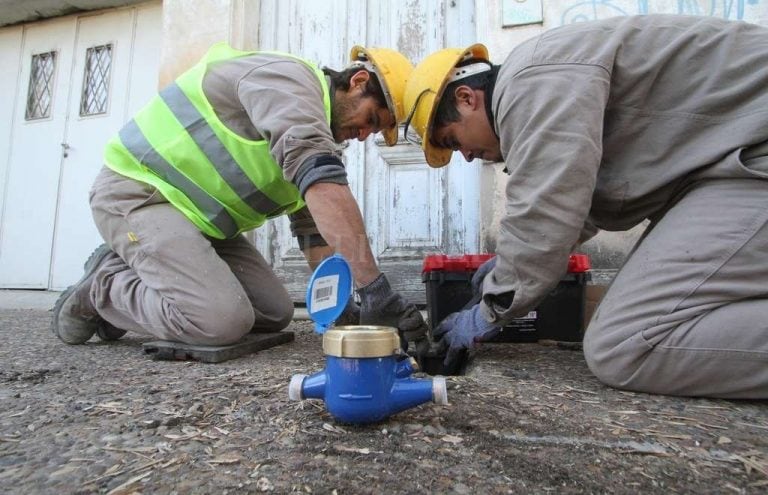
[{"x1": 1, "y1": 308, "x2": 767, "y2": 494}]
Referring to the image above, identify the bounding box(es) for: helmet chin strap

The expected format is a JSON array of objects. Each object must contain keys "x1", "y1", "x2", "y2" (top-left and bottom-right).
[{"x1": 447, "y1": 62, "x2": 493, "y2": 83}]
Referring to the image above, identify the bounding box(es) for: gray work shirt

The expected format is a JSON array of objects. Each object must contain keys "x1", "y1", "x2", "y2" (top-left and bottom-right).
[
  {"x1": 482, "y1": 15, "x2": 768, "y2": 323},
  {"x1": 203, "y1": 52, "x2": 345, "y2": 237}
]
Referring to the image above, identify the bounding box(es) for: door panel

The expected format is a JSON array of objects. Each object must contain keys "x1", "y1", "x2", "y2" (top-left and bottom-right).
[
  {"x1": 366, "y1": 139, "x2": 444, "y2": 298},
  {"x1": 257, "y1": 0, "x2": 480, "y2": 303},
  {"x1": 0, "y1": 18, "x2": 76, "y2": 288},
  {"x1": 50, "y1": 4, "x2": 162, "y2": 290},
  {"x1": 0, "y1": 26, "x2": 23, "y2": 248},
  {"x1": 50, "y1": 9, "x2": 136, "y2": 289}
]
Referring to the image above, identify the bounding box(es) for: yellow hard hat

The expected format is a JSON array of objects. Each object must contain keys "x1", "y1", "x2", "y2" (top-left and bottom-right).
[
  {"x1": 403, "y1": 44, "x2": 489, "y2": 167},
  {"x1": 350, "y1": 46, "x2": 414, "y2": 146}
]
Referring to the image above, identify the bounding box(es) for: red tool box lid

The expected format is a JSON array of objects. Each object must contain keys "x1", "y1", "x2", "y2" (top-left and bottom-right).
[
  {"x1": 567, "y1": 253, "x2": 591, "y2": 273},
  {"x1": 421, "y1": 254, "x2": 495, "y2": 273},
  {"x1": 422, "y1": 253, "x2": 591, "y2": 273}
]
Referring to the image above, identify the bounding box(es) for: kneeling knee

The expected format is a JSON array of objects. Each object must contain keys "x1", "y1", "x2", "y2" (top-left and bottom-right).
[
  {"x1": 583, "y1": 323, "x2": 638, "y2": 390},
  {"x1": 252, "y1": 296, "x2": 294, "y2": 332},
  {"x1": 273, "y1": 299, "x2": 294, "y2": 330},
  {"x1": 196, "y1": 298, "x2": 255, "y2": 345}
]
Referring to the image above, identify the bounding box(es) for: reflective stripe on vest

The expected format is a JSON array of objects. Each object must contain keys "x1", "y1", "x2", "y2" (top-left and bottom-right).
[
  {"x1": 118, "y1": 119, "x2": 239, "y2": 238},
  {"x1": 159, "y1": 83, "x2": 283, "y2": 215},
  {"x1": 117, "y1": 80, "x2": 293, "y2": 238}
]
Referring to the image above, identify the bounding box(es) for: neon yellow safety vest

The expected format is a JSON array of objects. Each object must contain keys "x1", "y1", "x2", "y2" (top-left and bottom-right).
[{"x1": 103, "y1": 43, "x2": 332, "y2": 239}]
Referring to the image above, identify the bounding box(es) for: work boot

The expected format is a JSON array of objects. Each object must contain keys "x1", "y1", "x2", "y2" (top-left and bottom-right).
[{"x1": 51, "y1": 244, "x2": 112, "y2": 344}]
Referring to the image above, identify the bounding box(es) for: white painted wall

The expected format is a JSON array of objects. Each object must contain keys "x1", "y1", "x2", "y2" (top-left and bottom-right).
[{"x1": 0, "y1": 1, "x2": 162, "y2": 289}]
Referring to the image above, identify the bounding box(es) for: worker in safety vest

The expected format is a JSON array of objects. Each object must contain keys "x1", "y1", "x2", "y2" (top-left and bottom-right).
[
  {"x1": 403, "y1": 15, "x2": 768, "y2": 398},
  {"x1": 52, "y1": 43, "x2": 429, "y2": 351}
]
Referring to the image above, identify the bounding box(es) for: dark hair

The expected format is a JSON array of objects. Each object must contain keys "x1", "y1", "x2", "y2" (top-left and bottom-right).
[
  {"x1": 433, "y1": 59, "x2": 499, "y2": 129},
  {"x1": 322, "y1": 66, "x2": 388, "y2": 109}
]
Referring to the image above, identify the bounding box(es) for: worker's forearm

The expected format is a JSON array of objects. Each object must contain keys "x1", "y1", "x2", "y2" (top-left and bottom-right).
[
  {"x1": 303, "y1": 182, "x2": 380, "y2": 287},
  {"x1": 302, "y1": 244, "x2": 336, "y2": 272}
]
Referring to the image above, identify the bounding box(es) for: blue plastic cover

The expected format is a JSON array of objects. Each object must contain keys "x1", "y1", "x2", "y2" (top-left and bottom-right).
[{"x1": 305, "y1": 254, "x2": 353, "y2": 334}]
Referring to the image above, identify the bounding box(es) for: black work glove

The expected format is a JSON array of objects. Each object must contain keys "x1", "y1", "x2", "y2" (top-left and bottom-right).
[
  {"x1": 335, "y1": 296, "x2": 360, "y2": 326},
  {"x1": 358, "y1": 273, "x2": 429, "y2": 353}
]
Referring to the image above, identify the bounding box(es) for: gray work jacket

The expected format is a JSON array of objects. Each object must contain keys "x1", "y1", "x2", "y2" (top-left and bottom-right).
[
  {"x1": 203, "y1": 53, "x2": 345, "y2": 239},
  {"x1": 482, "y1": 15, "x2": 768, "y2": 324}
]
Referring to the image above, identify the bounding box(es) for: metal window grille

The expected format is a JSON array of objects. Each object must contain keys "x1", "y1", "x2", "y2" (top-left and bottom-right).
[
  {"x1": 79, "y1": 44, "x2": 113, "y2": 116},
  {"x1": 25, "y1": 51, "x2": 57, "y2": 121}
]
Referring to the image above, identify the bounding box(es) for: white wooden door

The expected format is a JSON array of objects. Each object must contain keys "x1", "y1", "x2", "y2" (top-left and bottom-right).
[
  {"x1": 0, "y1": 2, "x2": 161, "y2": 289},
  {"x1": 50, "y1": 5, "x2": 162, "y2": 289},
  {"x1": 0, "y1": 25, "x2": 23, "y2": 276},
  {"x1": 257, "y1": 0, "x2": 480, "y2": 303},
  {"x1": 0, "y1": 17, "x2": 77, "y2": 288}
]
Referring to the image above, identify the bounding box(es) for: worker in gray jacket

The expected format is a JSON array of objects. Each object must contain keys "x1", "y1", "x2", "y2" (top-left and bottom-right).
[
  {"x1": 52, "y1": 43, "x2": 429, "y2": 351},
  {"x1": 403, "y1": 15, "x2": 768, "y2": 398}
]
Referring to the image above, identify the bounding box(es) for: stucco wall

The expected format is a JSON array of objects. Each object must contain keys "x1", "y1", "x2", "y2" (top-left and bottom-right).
[
  {"x1": 158, "y1": 0, "x2": 260, "y2": 87},
  {"x1": 477, "y1": 0, "x2": 768, "y2": 281}
]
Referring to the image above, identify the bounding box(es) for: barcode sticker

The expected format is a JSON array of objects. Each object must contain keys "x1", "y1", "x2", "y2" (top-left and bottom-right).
[{"x1": 311, "y1": 275, "x2": 339, "y2": 312}]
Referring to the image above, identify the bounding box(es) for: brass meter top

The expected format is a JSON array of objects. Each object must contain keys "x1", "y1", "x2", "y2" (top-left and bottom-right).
[{"x1": 322, "y1": 326, "x2": 400, "y2": 358}]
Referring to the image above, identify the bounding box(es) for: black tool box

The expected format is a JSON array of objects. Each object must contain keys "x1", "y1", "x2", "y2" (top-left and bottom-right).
[{"x1": 421, "y1": 253, "x2": 591, "y2": 343}]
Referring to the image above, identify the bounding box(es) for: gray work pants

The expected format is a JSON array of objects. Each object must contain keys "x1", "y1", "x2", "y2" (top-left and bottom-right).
[
  {"x1": 88, "y1": 167, "x2": 294, "y2": 345},
  {"x1": 584, "y1": 177, "x2": 768, "y2": 398}
]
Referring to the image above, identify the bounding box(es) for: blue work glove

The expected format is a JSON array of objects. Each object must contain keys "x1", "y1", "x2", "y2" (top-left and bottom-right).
[
  {"x1": 358, "y1": 273, "x2": 429, "y2": 353},
  {"x1": 433, "y1": 304, "x2": 501, "y2": 369},
  {"x1": 471, "y1": 256, "x2": 497, "y2": 296}
]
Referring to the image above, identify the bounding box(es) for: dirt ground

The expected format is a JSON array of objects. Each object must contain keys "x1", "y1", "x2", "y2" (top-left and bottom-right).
[{"x1": 1, "y1": 308, "x2": 767, "y2": 494}]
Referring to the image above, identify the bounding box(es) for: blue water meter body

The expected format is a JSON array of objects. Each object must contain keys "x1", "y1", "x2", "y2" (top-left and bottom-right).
[{"x1": 290, "y1": 254, "x2": 447, "y2": 424}]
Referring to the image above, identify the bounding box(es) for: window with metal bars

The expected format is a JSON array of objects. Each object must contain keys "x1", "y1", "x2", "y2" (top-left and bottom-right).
[
  {"x1": 25, "y1": 51, "x2": 57, "y2": 121},
  {"x1": 80, "y1": 44, "x2": 113, "y2": 116}
]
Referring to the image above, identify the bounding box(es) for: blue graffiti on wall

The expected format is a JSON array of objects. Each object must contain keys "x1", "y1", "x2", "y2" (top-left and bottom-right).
[{"x1": 560, "y1": 0, "x2": 763, "y2": 24}]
